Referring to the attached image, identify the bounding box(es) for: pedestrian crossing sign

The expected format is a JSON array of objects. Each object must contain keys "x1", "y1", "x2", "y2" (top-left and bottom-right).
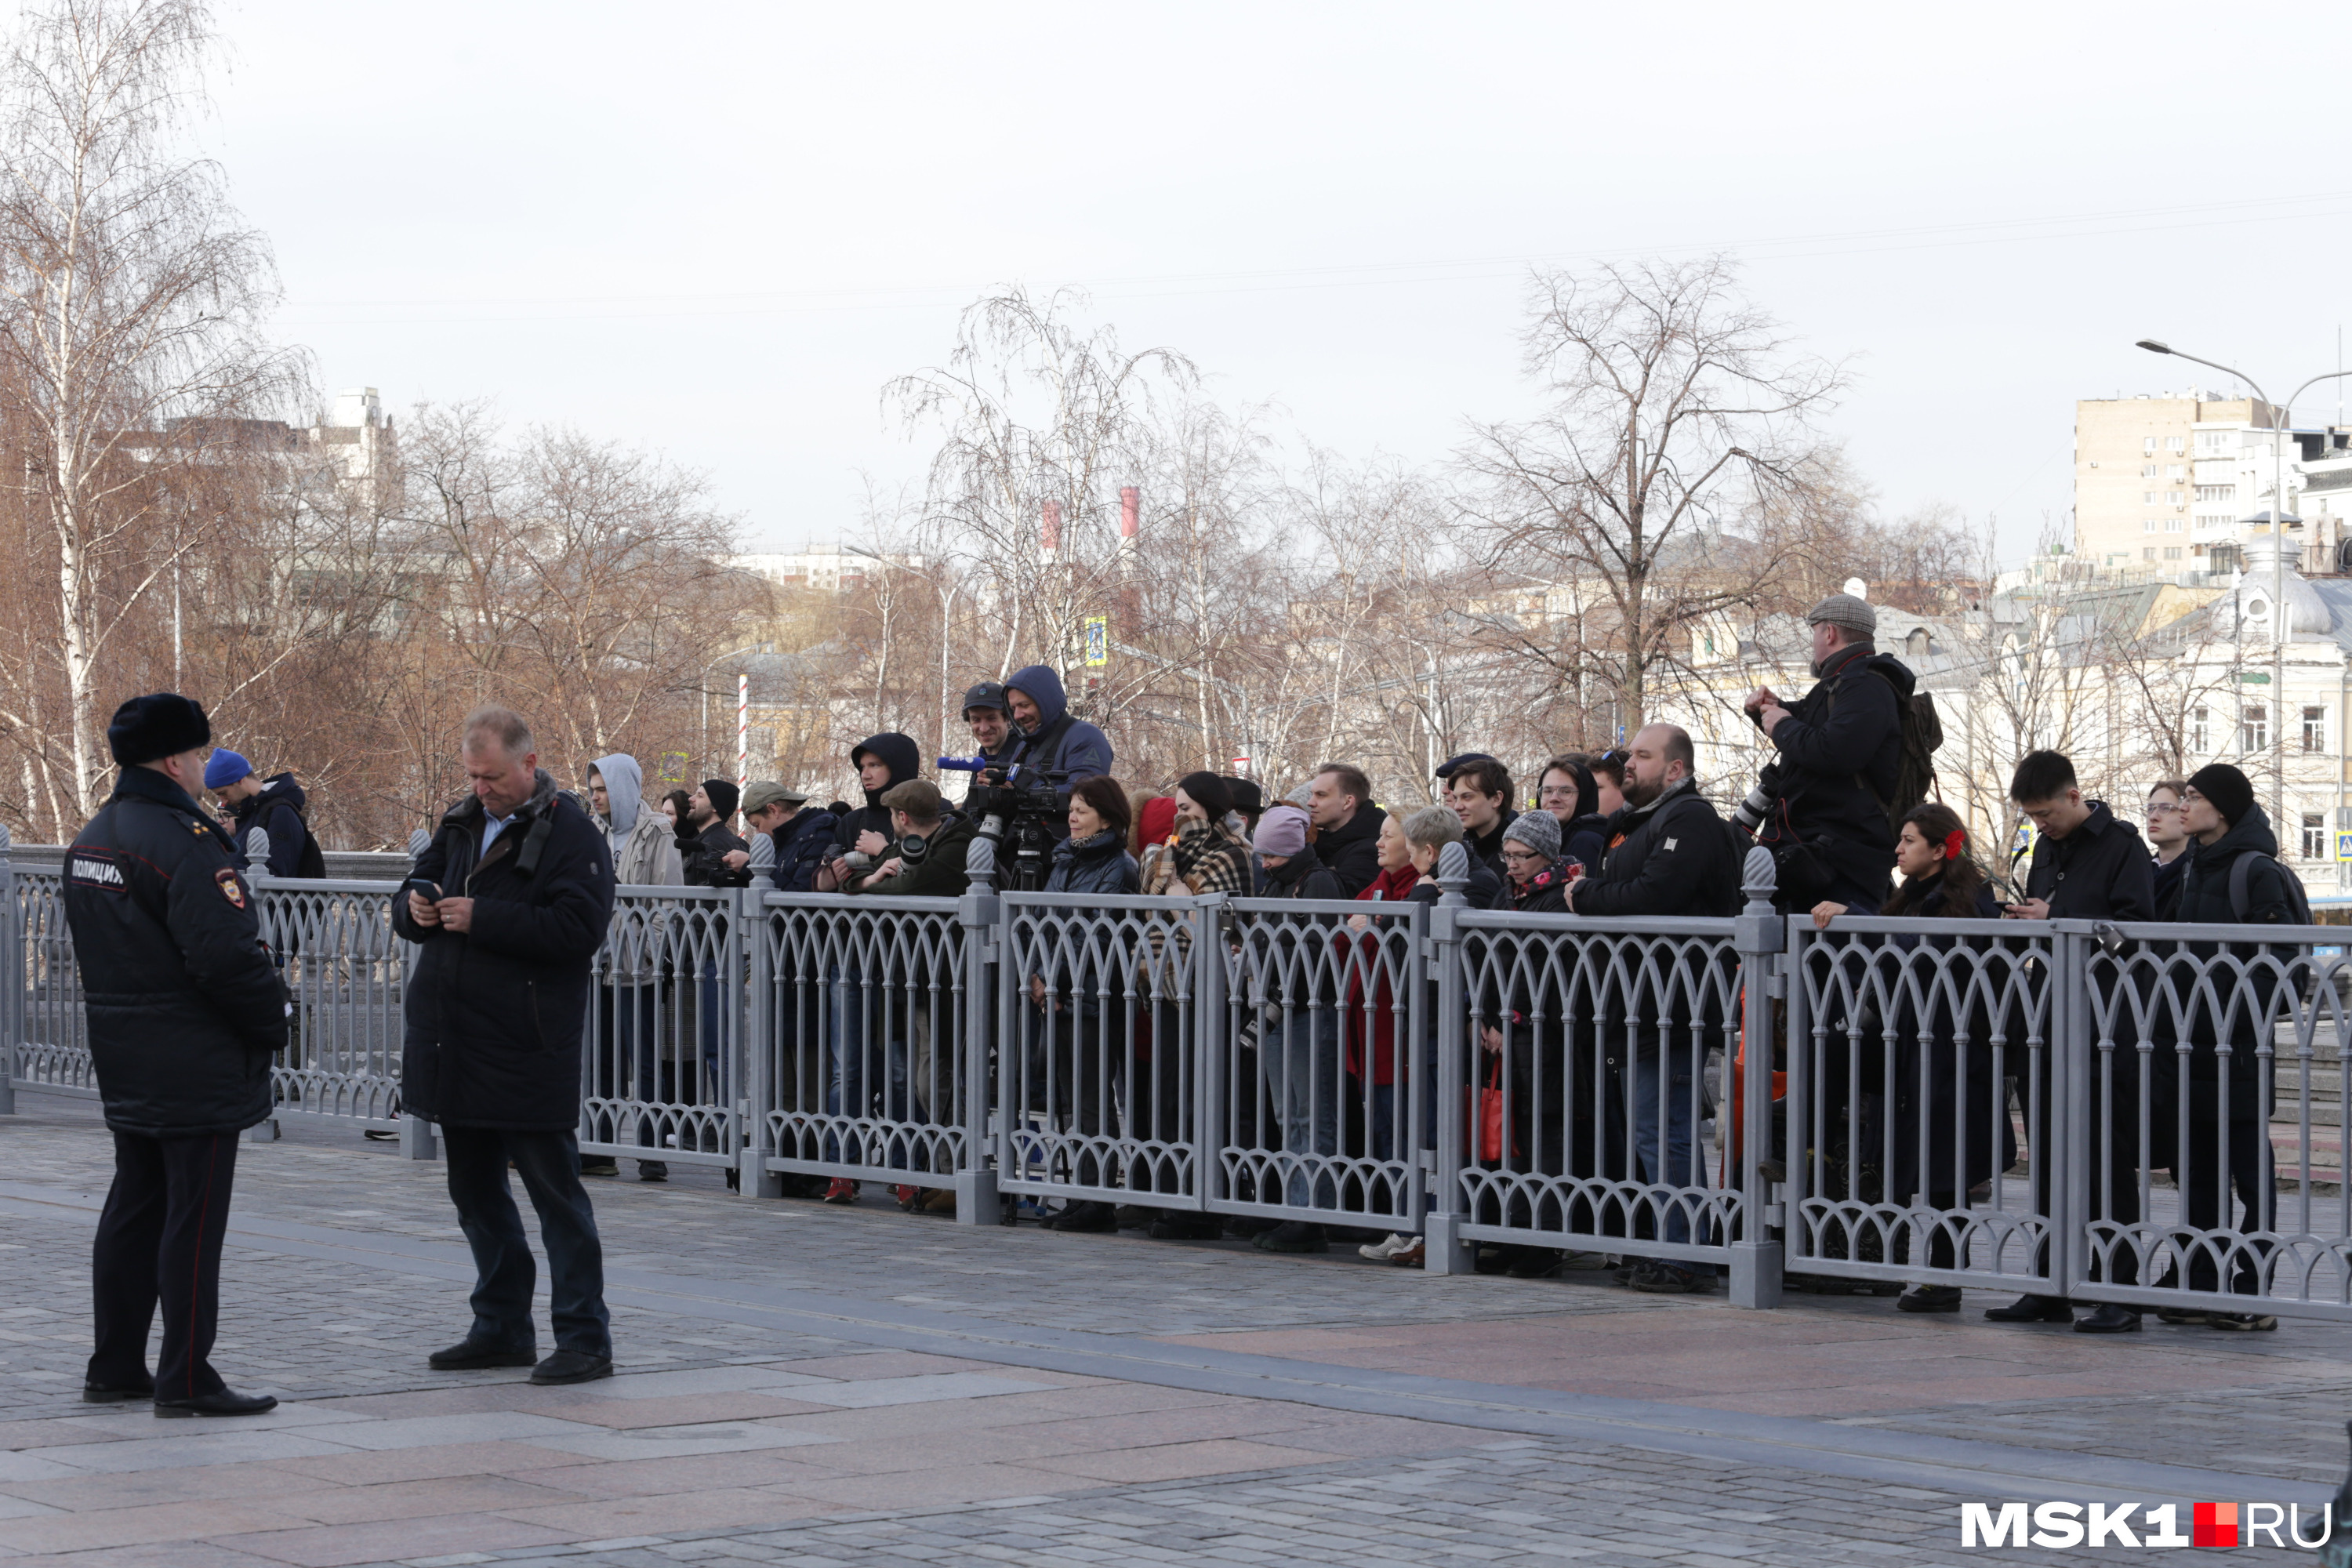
[
  {"x1": 2336, "y1": 831, "x2": 2352, "y2": 862},
  {"x1": 1083, "y1": 616, "x2": 1108, "y2": 667}
]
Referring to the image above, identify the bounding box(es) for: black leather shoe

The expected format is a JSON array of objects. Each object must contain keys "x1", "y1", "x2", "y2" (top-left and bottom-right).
[
  {"x1": 1896, "y1": 1285, "x2": 1963, "y2": 1313},
  {"x1": 1984, "y1": 1294, "x2": 2075, "y2": 1323},
  {"x1": 154, "y1": 1388, "x2": 278, "y2": 1418},
  {"x1": 2073, "y1": 1303, "x2": 2143, "y2": 1334},
  {"x1": 82, "y1": 1379, "x2": 154, "y2": 1403},
  {"x1": 1254, "y1": 1221, "x2": 1329, "y2": 1254},
  {"x1": 428, "y1": 1339, "x2": 538, "y2": 1370},
  {"x1": 529, "y1": 1348, "x2": 614, "y2": 1385}
]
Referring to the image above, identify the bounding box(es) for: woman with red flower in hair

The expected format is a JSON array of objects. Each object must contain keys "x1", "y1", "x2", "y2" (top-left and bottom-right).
[{"x1": 1811, "y1": 801, "x2": 2005, "y2": 1315}]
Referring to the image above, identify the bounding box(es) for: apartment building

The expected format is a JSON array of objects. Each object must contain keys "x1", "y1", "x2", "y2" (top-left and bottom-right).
[{"x1": 2073, "y1": 392, "x2": 2273, "y2": 570}]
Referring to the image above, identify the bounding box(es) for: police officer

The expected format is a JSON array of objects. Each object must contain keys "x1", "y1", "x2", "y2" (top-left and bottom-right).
[{"x1": 64, "y1": 693, "x2": 289, "y2": 1417}]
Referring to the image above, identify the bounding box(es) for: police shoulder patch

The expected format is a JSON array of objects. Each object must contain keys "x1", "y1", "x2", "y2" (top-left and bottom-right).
[
  {"x1": 69, "y1": 850, "x2": 125, "y2": 891},
  {"x1": 215, "y1": 867, "x2": 248, "y2": 909}
]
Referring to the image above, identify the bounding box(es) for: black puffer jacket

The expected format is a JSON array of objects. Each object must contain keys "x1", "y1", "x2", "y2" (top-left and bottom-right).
[
  {"x1": 229, "y1": 773, "x2": 325, "y2": 879},
  {"x1": 1750, "y1": 644, "x2": 1912, "y2": 906},
  {"x1": 2162, "y1": 804, "x2": 2296, "y2": 1108},
  {"x1": 829, "y1": 732, "x2": 921, "y2": 890},
  {"x1": 63, "y1": 768, "x2": 289, "y2": 1137},
  {"x1": 1044, "y1": 829, "x2": 1140, "y2": 896},
  {"x1": 393, "y1": 770, "x2": 616, "y2": 1131},
  {"x1": 679, "y1": 817, "x2": 749, "y2": 887},
  {"x1": 1314, "y1": 804, "x2": 1388, "y2": 899}
]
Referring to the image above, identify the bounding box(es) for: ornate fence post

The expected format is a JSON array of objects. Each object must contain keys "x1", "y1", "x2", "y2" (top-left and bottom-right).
[
  {"x1": 399, "y1": 827, "x2": 437, "y2": 1162},
  {"x1": 1729, "y1": 845, "x2": 1784, "y2": 1308},
  {"x1": 0, "y1": 822, "x2": 16, "y2": 1117},
  {"x1": 1422, "y1": 841, "x2": 1475, "y2": 1276},
  {"x1": 955, "y1": 835, "x2": 1001, "y2": 1226},
  {"x1": 737, "y1": 826, "x2": 783, "y2": 1196},
  {"x1": 244, "y1": 823, "x2": 281, "y2": 1145}
]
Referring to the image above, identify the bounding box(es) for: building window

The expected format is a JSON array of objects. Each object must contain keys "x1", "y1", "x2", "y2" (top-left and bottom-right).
[
  {"x1": 2142, "y1": 463, "x2": 2160, "y2": 478},
  {"x1": 2198, "y1": 485, "x2": 2235, "y2": 503},
  {"x1": 2143, "y1": 490, "x2": 2161, "y2": 505},
  {"x1": 2243, "y1": 703, "x2": 2269, "y2": 752},
  {"x1": 2198, "y1": 431, "x2": 2230, "y2": 455},
  {"x1": 2167, "y1": 491, "x2": 2183, "y2": 505},
  {"x1": 2305, "y1": 814, "x2": 2329, "y2": 861},
  {"x1": 2164, "y1": 546, "x2": 2183, "y2": 560},
  {"x1": 2168, "y1": 464, "x2": 2186, "y2": 480},
  {"x1": 2144, "y1": 437, "x2": 2159, "y2": 455},
  {"x1": 2144, "y1": 546, "x2": 2158, "y2": 560},
  {"x1": 2306, "y1": 706, "x2": 2327, "y2": 753},
  {"x1": 2168, "y1": 435, "x2": 2187, "y2": 452},
  {"x1": 2165, "y1": 517, "x2": 2182, "y2": 532},
  {"x1": 2192, "y1": 706, "x2": 2209, "y2": 753}
]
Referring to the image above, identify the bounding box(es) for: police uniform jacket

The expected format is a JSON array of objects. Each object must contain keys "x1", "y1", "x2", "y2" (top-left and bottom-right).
[
  {"x1": 392, "y1": 769, "x2": 616, "y2": 1131},
  {"x1": 63, "y1": 766, "x2": 289, "y2": 1138}
]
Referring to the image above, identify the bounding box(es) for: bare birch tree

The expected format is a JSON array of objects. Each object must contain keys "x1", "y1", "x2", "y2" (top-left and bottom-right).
[{"x1": 0, "y1": 0, "x2": 297, "y2": 814}]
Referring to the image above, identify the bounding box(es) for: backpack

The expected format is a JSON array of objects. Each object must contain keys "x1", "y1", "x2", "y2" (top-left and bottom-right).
[
  {"x1": 2227, "y1": 851, "x2": 2314, "y2": 927},
  {"x1": 1825, "y1": 661, "x2": 1943, "y2": 820}
]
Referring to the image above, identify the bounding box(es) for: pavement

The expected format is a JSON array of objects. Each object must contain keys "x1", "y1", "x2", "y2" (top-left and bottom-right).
[{"x1": 0, "y1": 1094, "x2": 2347, "y2": 1566}]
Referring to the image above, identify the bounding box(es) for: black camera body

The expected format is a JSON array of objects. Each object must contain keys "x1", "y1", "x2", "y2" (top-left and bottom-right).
[{"x1": 938, "y1": 755, "x2": 1068, "y2": 891}]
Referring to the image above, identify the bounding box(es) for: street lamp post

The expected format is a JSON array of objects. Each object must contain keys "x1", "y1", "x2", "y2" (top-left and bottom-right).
[{"x1": 2136, "y1": 340, "x2": 2352, "y2": 837}]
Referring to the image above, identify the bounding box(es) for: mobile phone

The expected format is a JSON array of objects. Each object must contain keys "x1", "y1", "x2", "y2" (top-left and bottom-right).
[{"x1": 402, "y1": 878, "x2": 441, "y2": 903}]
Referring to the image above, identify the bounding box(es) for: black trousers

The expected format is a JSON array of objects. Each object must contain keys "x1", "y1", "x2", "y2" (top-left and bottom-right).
[
  {"x1": 89, "y1": 1128, "x2": 240, "y2": 1399},
  {"x1": 442, "y1": 1127, "x2": 611, "y2": 1357}
]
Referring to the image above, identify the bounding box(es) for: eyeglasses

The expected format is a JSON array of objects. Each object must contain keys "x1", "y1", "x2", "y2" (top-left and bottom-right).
[
  {"x1": 1501, "y1": 848, "x2": 1547, "y2": 863},
  {"x1": 2146, "y1": 802, "x2": 2177, "y2": 817}
]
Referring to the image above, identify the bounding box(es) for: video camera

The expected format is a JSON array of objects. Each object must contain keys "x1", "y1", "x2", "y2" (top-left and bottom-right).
[{"x1": 938, "y1": 755, "x2": 1068, "y2": 891}]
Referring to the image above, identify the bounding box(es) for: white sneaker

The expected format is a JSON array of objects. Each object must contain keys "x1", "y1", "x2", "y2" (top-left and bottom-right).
[{"x1": 1358, "y1": 1232, "x2": 1414, "y2": 1261}]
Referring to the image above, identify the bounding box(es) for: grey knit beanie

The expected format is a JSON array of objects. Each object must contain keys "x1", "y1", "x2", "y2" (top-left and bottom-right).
[
  {"x1": 1806, "y1": 593, "x2": 1876, "y2": 639},
  {"x1": 1501, "y1": 809, "x2": 1560, "y2": 860}
]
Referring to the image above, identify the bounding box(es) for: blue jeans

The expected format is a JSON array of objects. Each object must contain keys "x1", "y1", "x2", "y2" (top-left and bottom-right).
[
  {"x1": 1272, "y1": 1008, "x2": 1341, "y2": 1209},
  {"x1": 826, "y1": 963, "x2": 866, "y2": 1163},
  {"x1": 1630, "y1": 1039, "x2": 1716, "y2": 1276},
  {"x1": 441, "y1": 1126, "x2": 611, "y2": 1356}
]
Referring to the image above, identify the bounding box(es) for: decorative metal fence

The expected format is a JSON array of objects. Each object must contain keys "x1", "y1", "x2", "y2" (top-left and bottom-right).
[{"x1": 6, "y1": 822, "x2": 2349, "y2": 1322}]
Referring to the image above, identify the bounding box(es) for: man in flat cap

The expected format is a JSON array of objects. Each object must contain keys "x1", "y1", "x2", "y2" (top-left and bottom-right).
[
  {"x1": 65, "y1": 693, "x2": 289, "y2": 1417},
  {"x1": 1733, "y1": 592, "x2": 1916, "y2": 913}
]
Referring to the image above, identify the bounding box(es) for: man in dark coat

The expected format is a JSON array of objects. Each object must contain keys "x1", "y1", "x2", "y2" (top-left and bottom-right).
[
  {"x1": 1000, "y1": 664, "x2": 1114, "y2": 808},
  {"x1": 963, "y1": 681, "x2": 1016, "y2": 770},
  {"x1": 1307, "y1": 762, "x2": 1388, "y2": 898},
  {"x1": 394, "y1": 706, "x2": 619, "y2": 1385},
  {"x1": 2161, "y1": 764, "x2": 2292, "y2": 1329},
  {"x1": 1564, "y1": 724, "x2": 1739, "y2": 1293},
  {"x1": 1737, "y1": 593, "x2": 1911, "y2": 913},
  {"x1": 676, "y1": 778, "x2": 749, "y2": 887},
  {"x1": 731, "y1": 780, "x2": 833, "y2": 892},
  {"x1": 66, "y1": 694, "x2": 289, "y2": 1417},
  {"x1": 1989, "y1": 748, "x2": 2159, "y2": 1334},
  {"x1": 206, "y1": 749, "x2": 325, "y2": 879}
]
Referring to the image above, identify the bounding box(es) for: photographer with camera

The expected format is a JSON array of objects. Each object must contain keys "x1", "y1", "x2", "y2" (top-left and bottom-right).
[{"x1": 1000, "y1": 664, "x2": 1112, "y2": 822}]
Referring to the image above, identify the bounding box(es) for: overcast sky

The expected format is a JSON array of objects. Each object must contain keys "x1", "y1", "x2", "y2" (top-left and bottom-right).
[{"x1": 206, "y1": 1, "x2": 2352, "y2": 568}]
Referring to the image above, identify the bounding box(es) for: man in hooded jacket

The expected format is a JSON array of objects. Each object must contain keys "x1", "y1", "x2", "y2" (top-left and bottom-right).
[
  {"x1": 583, "y1": 754, "x2": 675, "y2": 1181},
  {"x1": 1736, "y1": 593, "x2": 1912, "y2": 913},
  {"x1": 1000, "y1": 665, "x2": 1113, "y2": 829},
  {"x1": 206, "y1": 750, "x2": 325, "y2": 879},
  {"x1": 68, "y1": 694, "x2": 289, "y2": 1417},
  {"x1": 394, "y1": 706, "x2": 618, "y2": 1385}
]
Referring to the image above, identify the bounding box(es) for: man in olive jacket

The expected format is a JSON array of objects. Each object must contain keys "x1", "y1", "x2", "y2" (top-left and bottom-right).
[
  {"x1": 66, "y1": 693, "x2": 290, "y2": 1417},
  {"x1": 393, "y1": 706, "x2": 619, "y2": 1385}
]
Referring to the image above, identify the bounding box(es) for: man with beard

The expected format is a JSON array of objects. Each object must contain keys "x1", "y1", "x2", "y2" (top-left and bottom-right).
[{"x1": 1565, "y1": 724, "x2": 1738, "y2": 1294}]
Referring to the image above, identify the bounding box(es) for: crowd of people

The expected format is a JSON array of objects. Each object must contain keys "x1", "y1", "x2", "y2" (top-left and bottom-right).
[
  {"x1": 52, "y1": 583, "x2": 2316, "y2": 1419},
  {"x1": 529, "y1": 592, "x2": 2298, "y2": 1334}
]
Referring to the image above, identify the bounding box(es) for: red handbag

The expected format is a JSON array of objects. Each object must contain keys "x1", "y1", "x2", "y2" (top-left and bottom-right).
[{"x1": 1477, "y1": 1055, "x2": 1517, "y2": 1163}]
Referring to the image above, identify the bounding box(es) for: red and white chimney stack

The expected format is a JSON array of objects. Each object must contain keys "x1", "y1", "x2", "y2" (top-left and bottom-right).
[{"x1": 1040, "y1": 499, "x2": 1062, "y2": 564}]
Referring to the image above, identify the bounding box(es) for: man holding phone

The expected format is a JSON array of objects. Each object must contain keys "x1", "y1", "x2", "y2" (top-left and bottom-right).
[
  {"x1": 394, "y1": 706, "x2": 619, "y2": 1385},
  {"x1": 1989, "y1": 749, "x2": 2156, "y2": 1334}
]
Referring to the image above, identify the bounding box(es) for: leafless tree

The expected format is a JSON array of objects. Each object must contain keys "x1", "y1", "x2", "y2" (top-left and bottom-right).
[
  {"x1": 0, "y1": 0, "x2": 299, "y2": 815},
  {"x1": 1456, "y1": 256, "x2": 1847, "y2": 732}
]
